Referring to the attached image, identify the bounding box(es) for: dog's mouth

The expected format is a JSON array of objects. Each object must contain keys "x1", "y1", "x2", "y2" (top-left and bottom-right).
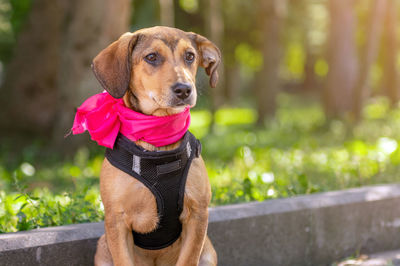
[
  {"x1": 173, "y1": 99, "x2": 194, "y2": 107},
  {"x1": 171, "y1": 98, "x2": 195, "y2": 109},
  {"x1": 175, "y1": 102, "x2": 186, "y2": 107},
  {"x1": 149, "y1": 94, "x2": 193, "y2": 112}
]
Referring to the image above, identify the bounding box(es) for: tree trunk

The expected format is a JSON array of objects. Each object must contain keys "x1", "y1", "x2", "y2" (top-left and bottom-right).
[
  {"x1": 297, "y1": 0, "x2": 318, "y2": 94},
  {"x1": 202, "y1": 0, "x2": 224, "y2": 133},
  {"x1": 205, "y1": 0, "x2": 224, "y2": 112},
  {"x1": 302, "y1": 45, "x2": 318, "y2": 93},
  {"x1": 352, "y1": 0, "x2": 387, "y2": 120},
  {"x1": 323, "y1": 0, "x2": 358, "y2": 118},
  {"x1": 159, "y1": 0, "x2": 174, "y2": 27},
  {"x1": 0, "y1": 0, "x2": 131, "y2": 145},
  {"x1": 0, "y1": 0, "x2": 66, "y2": 135},
  {"x1": 382, "y1": 1, "x2": 398, "y2": 106},
  {"x1": 53, "y1": 0, "x2": 131, "y2": 146},
  {"x1": 255, "y1": 0, "x2": 286, "y2": 125}
]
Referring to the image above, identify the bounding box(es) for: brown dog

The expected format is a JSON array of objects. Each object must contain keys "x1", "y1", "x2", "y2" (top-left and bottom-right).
[{"x1": 92, "y1": 26, "x2": 220, "y2": 266}]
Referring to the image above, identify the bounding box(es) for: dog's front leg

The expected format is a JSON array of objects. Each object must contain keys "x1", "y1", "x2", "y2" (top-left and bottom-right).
[
  {"x1": 104, "y1": 212, "x2": 135, "y2": 266},
  {"x1": 176, "y1": 209, "x2": 209, "y2": 266}
]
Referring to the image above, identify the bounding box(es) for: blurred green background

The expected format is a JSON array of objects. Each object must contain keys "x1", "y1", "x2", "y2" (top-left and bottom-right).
[{"x1": 1, "y1": 0, "x2": 400, "y2": 232}]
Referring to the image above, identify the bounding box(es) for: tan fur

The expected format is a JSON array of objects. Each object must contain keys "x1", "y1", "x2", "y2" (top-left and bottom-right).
[{"x1": 93, "y1": 26, "x2": 220, "y2": 266}]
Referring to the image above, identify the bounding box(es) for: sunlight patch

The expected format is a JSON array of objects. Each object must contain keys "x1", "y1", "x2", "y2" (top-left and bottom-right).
[
  {"x1": 377, "y1": 137, "x2": 397, "y2": 155},
  {"x1": 262, "y1": 172, "x2": 275, "y2": 184},
  {"x1": 20, "y1": 162, "x2": 35, "y2": 176}
]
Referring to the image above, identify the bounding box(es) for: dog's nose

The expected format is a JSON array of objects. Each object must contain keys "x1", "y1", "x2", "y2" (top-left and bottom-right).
[{"x1": 172, "y1": 83, "x2": 192, "y2": 100}]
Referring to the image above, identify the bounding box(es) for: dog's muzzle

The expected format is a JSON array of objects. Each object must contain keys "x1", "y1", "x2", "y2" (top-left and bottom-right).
[{"x1": 170, "y1": 82, "x2": 195, "y2": 107}]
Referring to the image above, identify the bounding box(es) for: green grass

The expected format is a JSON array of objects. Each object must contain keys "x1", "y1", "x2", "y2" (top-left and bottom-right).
[{"x1": 2, "y1": 94, "x2": 400, "y2": 232}]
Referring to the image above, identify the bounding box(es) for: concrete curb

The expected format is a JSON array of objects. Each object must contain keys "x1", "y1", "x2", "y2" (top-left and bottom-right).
[
  {"x1": 2, "y1": 183, "x2": 400, "y2": 265},
  {"x1": 337, "y1": 249, "x2": 400, "y2": 266}
]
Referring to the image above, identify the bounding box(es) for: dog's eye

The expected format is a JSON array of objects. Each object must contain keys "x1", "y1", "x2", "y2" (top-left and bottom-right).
[
  {"x1": 145, "y1": 53, "x2": 157, "y2": 62},
  {"x1": 185, "y1": 52, "x2": 195, "y2": 63}
]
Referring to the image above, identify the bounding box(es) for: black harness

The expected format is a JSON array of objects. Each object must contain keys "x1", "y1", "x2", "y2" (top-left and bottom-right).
[{"x1": 105, "y1": 131, "x2": 201, "y2": 250}]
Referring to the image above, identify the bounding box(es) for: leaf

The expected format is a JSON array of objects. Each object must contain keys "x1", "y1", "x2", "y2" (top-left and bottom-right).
[
  {"x1": 297, "y1": 174, "x2": 308, "y2": 191},
  {"x1": 14, "y1": 194, "x2": 24, "y2": 201},
  {"x1": 16, "y1": 211, "x2": 26, "y2": 222},
  {"x1": 19, "y1": 202, "x2": 28, "y2": 211},
  {"x1": 29, "y1": 196, "x2": 40, "y2": 201}
]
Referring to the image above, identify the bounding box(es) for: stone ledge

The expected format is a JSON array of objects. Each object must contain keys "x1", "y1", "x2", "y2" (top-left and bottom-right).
[
  {"x1": 0, "y1": 222, "x2": 103, "y2": 252},
  {"x1": 209, "y1": 183, "x2": 400, "y2": 222},
  {"x1": 2, "y1": 183, "x2": 400, "y2": 265}
]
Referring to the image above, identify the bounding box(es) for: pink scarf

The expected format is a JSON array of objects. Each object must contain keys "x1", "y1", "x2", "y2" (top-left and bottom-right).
[{"x1": 72, "y1": 91, "x2": 191, "y2": 148}]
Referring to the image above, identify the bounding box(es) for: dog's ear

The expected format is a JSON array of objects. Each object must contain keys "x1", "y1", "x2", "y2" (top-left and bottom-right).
[
  {"x1": 92, "y1": 33, "x2": 140, "y2": 99},
  {"x1": 188, "y1": 33, "x2": 221, "y2": 88}
]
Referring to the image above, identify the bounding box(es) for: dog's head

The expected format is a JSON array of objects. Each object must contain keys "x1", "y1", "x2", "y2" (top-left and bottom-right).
[{"x1": 91, "y1": 26, "x2": 221, "y2": 115}]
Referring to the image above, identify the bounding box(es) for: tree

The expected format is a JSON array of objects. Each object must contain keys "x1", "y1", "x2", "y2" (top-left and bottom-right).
[
  {"x1": 351, "y1": 0, "x2": 387, "y2": 120},
  {"x1": 301, "y1": 2, "x2": 319, "y2": 94},
  {"x1": 205, "y1": 0, "x2": 224, "y2": 112},
  {"x1": 287, "y1": 0, "x2": 319, "y2": 93},
  {"x1": 159, "y1": 0, "x2": 174, "y2": 27},
  {"x1": 255, "y1": 0, "x2": 286, "y2": 125},
  {"x1": 0, "y1": 0, "x2": 66, "y2": 135},
  {"x1": 382, "y1": 0, "x2": 398, "y2": 106},
  {"x1": 0, "y1": 0, "x2": 131, "y2": 145},
  {"x1": 219, "y1": 0, "x2": 260, "y2": 105},
  {"x1": 323, "y1": 0, "x2": 358, "y2": 118}
]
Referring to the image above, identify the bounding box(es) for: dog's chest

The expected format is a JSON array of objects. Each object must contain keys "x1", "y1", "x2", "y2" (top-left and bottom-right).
[{"x1": 124, "y1": 180, "x2": 160, "y2": 234}]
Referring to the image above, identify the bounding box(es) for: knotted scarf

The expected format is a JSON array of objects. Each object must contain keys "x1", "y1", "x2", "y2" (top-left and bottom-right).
[{"x1": 72, "y1": 91, "x2": 191, "y2": 148}]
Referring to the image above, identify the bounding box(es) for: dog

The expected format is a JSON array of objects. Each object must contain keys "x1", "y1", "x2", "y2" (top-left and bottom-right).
[{"x1": 92, "y1": 26, "x2": 220, "y2": 266}]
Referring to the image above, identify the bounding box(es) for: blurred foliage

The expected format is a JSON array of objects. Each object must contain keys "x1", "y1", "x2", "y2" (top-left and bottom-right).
[
  {"x1": 131, "y1": 0, "x2": 159, "y2": 29},
  {"x1": 4, "y1": 94, "x2": 400, "y2": 232},
  {"x1": 202, "y1": 95, "x2": 400, "y2": 205},
  {"x1": 0, "y1": 145, "x2": 104, "y2": 232},
  {"x1": 179, "y1": 0, "x2": 199, "y2": 14},
  {"x1": 0, "y1": 186, "x2": 103, "y2": 233},
  {"x1": 0, "y1": 0, "x2": 31, "y2": 63}
]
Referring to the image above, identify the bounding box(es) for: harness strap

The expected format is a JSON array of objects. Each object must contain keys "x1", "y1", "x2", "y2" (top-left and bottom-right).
[{"x1": 104, "y1": 131, "x2": 201, "y2": 250}]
